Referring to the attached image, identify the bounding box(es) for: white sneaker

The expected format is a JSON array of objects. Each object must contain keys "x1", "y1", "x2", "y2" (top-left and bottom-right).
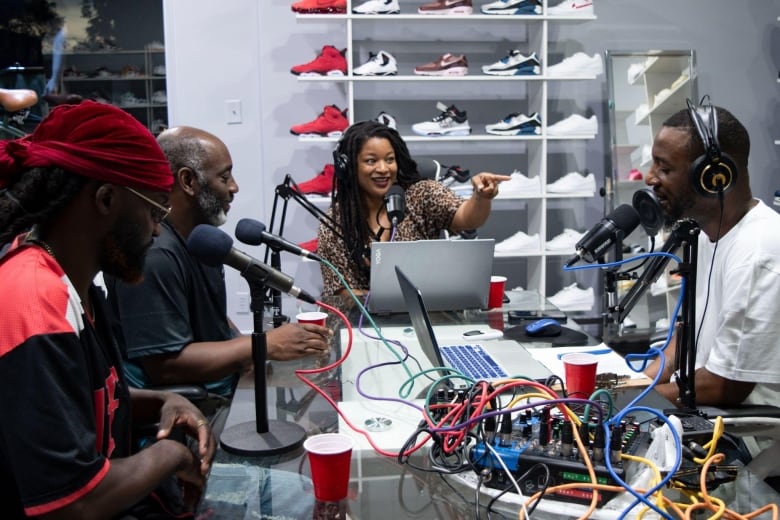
[
  {"x1": 547, "y1": 113, "x2": 598, "y2": 136},
  {"x1": 653, "y1": 88, "x2": 672, "y2": 108},
  {"x1": 627, "y1": 62, "x2": 644, "y2": 84},
  {"x1": 496, "y1": 170, "x2": 541, "y2": 197},
  {"x1": 353, "y1": 0, "x2": 401, "y2": 13},
  {"x1": 548, "y1": 283, "x2": 594, "y2": 311},
  {"x1": 411, "y1": 102, "x2": 471, "y2": 137},
  {"x1": 634, "y1": 103, "x2": 649, "y2": 123},
  {"x1": 545, "y1": 228, "x2": 584, "y2": 251},
  {"x1": 482, "y1": 50, "x2": 541, "y2": 76},
  {"x1": 546, "y1": 0, "x2": 593, "y2": 16},
  {"x1": 353, "y1": 50, "x2": 398, "y2": 76},
  {"x1": 494, "y1": 230, "x2": 541, "y2": 256},
  {"x1": 546, "y1": 171, "x2": 596, "y2": 194},
  {"x1": 374, "y1": 111, "x2": 397, "y2": 129},
  {"x1": 485, "y1": 112, "x2": 542, "y2": 136},
  {"x1": 546, "y1": 52, "x2": 603, "y2": 77}
]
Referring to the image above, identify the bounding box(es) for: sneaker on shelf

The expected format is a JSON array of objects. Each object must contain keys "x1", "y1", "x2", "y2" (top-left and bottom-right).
[
  {"x1": 546, "y1": 171, "x2": 596, "y2": 194},
  {"x1": 294, "y1": 164, "x2": 335, "y2": 196},
  {"x1": 447, "y1": 180, "x2": 473, "y2": 198},
  {"x1": 628, "y1": 168, "x2": 643, "y2": 181},
  {"x1": 482, "y1": 50, "x2": 541, "y2": 76},
  {"x1": 411, "y1": 102, "x2": 471, "y2": 137},
  {"x1": 653, "y1": 88, "x2": 672, "y2": 108},
  {"x1": 775, "y1": 189, "x2": 780, "y2": 207},
  {"x1": 481, "y1": 0, "x2": 541, "y2": 15},
  {"x1": 627, "y1": 62, "x2": 645, "y2": 84},
  {"x1": 417, "y1": 0, "x2": 472, "y2": 15},
  {"x1": 547, "y1": 113, "x2": 598, "y2": 136},
  {"x1": 152, "y1": 64, "x2": 166, "y2": 76},
  {"x1": 290, "y1": 45, "x2": 347, "y2": 76},
  {"x1": 546, "y1": 0, "x2": 593, "y2": 16},
  {"x1": 121, "y1": 65, "x2": 141, "y2": 77},
  {"x1": 546, "y1": 52, "x2": 603, "y2": 77},
  {"x1": 545, "y1": 228, "x2": 584, "y2": 251},
  {"x1": 634, "y1": 103, "x2": 649, "y2": 123},
  {"x1": 353, "y1": 0, "x2": 401, "y2": 13},
  {"x1": 485, "y1": 112, "x2": 542, "y2": 136},
  {"x1": 494, "y1": 230, "x2": 541, "y2": 256},
  {"x1": 548, "y1": 283, "x2": 594, "y2": 311},
  {"x1": 496, "y1": 170, "x2": 541, "y2": 197},
  {"x1": 291, "y1": 0, "x2": 346, "y2": 13},
  {"x1": 151, "y1": 90, "x2": 167, "y2": 104},
  {"x1": 290, "y1": 105, "x2": 349, "y2": 137},
  {"x1": 146, "y1": 40, "x2": 165, "y2": 50},
  {"x1": 374, "y1": 111, "x2": 398, "y2": 129},
  {"x1": 353, "y1": 50, "x2": 398, "y2": 76},
  {"x1": 414, "y1": 53, "x2": 468, "y2": 76}
]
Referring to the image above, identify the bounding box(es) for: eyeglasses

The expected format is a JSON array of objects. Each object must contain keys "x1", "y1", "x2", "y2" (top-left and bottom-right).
[{"x1": 123, "y1": 186, "x2": 172, "y2": 223}]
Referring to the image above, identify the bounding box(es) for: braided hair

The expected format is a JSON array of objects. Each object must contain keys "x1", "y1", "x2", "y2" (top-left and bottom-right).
[
  {"x1": 0, "y1": 167, "x2": 87, "y2": 247},
  {"x1": 331, "y1": 121, "x2": 422, "y2": 280}
]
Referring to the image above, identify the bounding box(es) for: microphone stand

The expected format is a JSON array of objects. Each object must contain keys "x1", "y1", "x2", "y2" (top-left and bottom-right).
[
  {"x1": 219, "y1": 279, "x2": 306, "y2": 456},
  {"x1": 607, "y1": 218, "x2": 702, "y2": 412}
]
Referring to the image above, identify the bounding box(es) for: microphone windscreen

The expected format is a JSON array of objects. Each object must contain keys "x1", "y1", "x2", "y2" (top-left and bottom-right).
[
  {"x1": 386, "y1": 184, "x2": 405, "y2": 199},
  {"x1": 187, "y1": 224, "x2": 233, "y2": 266},
  {"x1": 611, "y1": 203, "x2": 641, "y2": 233},
  {"x1": 632, "y1": 188, "x2": 663, "y2": 236},
  {"x1": 235, "y1": 218, "x2": 266, "y2": 246}
]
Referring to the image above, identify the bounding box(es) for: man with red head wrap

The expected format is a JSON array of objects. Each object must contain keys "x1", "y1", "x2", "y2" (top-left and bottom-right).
[{"x1": 0, "y1": 101, "x2": 216, "y2": 519}]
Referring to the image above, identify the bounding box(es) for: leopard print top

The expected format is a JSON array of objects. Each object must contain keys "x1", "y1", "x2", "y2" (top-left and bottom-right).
[{"x1": 318, "y1": 179, "x2": 464, "y2": 296}]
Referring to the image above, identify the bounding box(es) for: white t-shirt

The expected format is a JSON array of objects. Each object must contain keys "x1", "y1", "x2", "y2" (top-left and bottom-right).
[{"x1": 694, "y1": 199, "x2": 780, "y2": 406}]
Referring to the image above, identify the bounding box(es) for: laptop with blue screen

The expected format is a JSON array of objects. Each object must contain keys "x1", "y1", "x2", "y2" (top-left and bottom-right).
[{"x1": 395, "y1": 266, "x2": 553, "y2": 383}]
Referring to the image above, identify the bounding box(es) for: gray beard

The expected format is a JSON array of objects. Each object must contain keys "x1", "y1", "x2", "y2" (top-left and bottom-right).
[{"x1": 196, "y1": 183, "x2": 228, "y2": 227}]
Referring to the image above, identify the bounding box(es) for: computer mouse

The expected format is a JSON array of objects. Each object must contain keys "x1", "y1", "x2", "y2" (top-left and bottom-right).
[{"x1": 525, "y1": 318, "x2": 562, "y2": 337}]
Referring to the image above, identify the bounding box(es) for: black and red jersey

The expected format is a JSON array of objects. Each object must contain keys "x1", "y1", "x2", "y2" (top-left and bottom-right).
[{"x1": 0, "y1": 243, "x2": 132, "y2": 517}]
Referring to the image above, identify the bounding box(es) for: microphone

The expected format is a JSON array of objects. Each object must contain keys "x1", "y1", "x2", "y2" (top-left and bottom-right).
[
  {"x1": 565, "y1": 204, "x2": 641, "y2": 267},
  {"x1": 632, "y1": 188, "x2": 663, "y2": 237},
  {"x1": 385, "y1": 184, "x2": 406, "y2": 227},
  {"x1": 187, "y1": 224, "x2": 317, "y2": 304},
  {"x1": 235, "y1": 218, "x2": 323, "y2": 262}
]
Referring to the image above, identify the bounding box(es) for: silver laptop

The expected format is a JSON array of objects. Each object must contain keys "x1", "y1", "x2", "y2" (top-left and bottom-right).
[
  {"x1": 367, "y1": 239, "x2": 494, "y2": 314},
  {"x1": 396, "y1": 266, "x2": 553, "y2": 383}
]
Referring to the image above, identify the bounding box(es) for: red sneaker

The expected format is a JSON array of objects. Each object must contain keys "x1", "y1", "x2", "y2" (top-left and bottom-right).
[
  {"x1": 298, "y1": 238, "x2": 318, "y2": 253},
  {"x1": 291, "y1": 0, "x2": 346, "y2": 13},
  {"x1": 294, "y1": 164, "x2": 335, "y2": 195},
  {"x1": 291, "y1": 45, "x2": 347, "y2": 76},
  {"x1": 290, "y1": 105, "x2": 349, "y2": 137}
]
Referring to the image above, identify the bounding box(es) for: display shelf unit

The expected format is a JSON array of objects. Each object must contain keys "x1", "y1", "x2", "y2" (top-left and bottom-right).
[
  {"x1": 291, "y1": 2, "x2": 599, "y2": 301},
  {"x1": 55, "y1": 46, "x2": 167, "y2": 133}
]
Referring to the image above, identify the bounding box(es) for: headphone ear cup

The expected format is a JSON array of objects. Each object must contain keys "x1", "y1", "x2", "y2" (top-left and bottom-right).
[
  {"x1": 690, "y1": 150, "x2": 738, "y2": 197},
  {"x1": 332, "y1": 149, "x2": 349, "y2": 180}
]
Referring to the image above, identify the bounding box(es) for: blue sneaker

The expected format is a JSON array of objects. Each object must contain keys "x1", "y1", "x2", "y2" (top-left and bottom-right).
[
  {"x1": 481, "y1": 0, "x2": 542, "y2": 15},
  {"x1": 485, "y1": 112, "x2": 542, "y2": 136},
  {"x1": 482, "y1": 50, "x2": 541, "y2": 76}
]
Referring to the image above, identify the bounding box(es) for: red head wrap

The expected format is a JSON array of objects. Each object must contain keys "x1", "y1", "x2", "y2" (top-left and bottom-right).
[{"x1": 0, "y1": 100, "x2": 172, "y2": 191}]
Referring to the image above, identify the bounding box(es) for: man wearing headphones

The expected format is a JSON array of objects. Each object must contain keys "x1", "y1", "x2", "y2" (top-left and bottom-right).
[{"x1": 643, "y1": 102, "x2": 780, "y2": 410}]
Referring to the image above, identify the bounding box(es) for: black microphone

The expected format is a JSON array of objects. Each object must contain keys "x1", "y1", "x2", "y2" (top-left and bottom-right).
[
  {"x1": 565, "y1": 204, "x2": 641, "y2": 267},
  {"x1": 235, "y1": 218, "x2": 323, "y2": 262},
  {"x1": 187, "y1": 224, "x2": 317, "y2": 304},
  {"x1": 632, "y1": 188, "x2": 663, "y2": 237},
  {"x1": 385, "y1": 184, "x2": 406, "y2": 227}
]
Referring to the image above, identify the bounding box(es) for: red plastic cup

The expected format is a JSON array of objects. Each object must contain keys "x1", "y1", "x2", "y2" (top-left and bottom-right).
[
  {"x1": 488, "y1": 275, "x2": 507, "y2": 309},
  {"x1": 296, "y1": 311, "x2": 327, "y2": 327},
  {"x1": 304, "y1": 433, "x2": 354, "y2": 501},
  {"x1": 561, "y1": 353, "x2": 599, "y2": 398}
]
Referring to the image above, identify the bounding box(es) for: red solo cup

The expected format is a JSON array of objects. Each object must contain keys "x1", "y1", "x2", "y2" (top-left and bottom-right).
[
  {"x1": 561, "y1": 353, "x2": 599, "y2": 398},
  {"x1": 296, "y1": 311, "x2": 327, "y2": 326},
  {"x1": 488, "y1": 275, "x2": 507, "y2": 309},
  {"x1": 303, "y1": 433, "x2": 354, "y2": 501}
]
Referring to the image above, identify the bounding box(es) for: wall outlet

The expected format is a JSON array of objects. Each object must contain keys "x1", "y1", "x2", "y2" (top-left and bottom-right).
[
  {"x1": 225, "y1": 99, "x2": 242, "y2": 124},
  {"x1": 236, "y1": 291, "x2": 250, "y2": 314}
]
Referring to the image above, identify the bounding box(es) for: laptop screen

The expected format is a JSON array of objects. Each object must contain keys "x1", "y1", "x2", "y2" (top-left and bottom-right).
[{"x1": 368, "y1": 239, "x2": 494, "y2": 314}]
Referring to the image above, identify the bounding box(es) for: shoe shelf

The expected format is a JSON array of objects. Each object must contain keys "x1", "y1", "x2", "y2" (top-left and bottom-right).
[
  {"x1": 291, "y1": 1, "x2": 600, "y2": 301},
  {"x1": 52, "y1": 46, "x2": 167, "y2": 133}
]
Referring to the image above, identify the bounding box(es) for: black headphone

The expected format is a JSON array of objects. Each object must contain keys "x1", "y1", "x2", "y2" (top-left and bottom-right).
[
  {"x1": 686, "y1": 96, "x2": 737, "y2": 197},
  {"x1": 332, "y1": 147, "x2": 349, "y2": 180}
]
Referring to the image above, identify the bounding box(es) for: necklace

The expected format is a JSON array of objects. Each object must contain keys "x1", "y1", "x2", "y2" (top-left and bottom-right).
[{"x1": 26, "y1": 236, "x2": 56, "y2": 260}]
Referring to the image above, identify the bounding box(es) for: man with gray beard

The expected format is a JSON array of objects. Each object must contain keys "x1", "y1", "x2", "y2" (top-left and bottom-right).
[{"x1": 105, "y1": 127, "x2": 331, "y2": 436}]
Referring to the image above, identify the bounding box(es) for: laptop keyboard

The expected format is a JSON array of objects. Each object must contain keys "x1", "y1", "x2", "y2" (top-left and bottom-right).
[{"x1": 440, "y1": 344, "x2": 508, "y2": 379}]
